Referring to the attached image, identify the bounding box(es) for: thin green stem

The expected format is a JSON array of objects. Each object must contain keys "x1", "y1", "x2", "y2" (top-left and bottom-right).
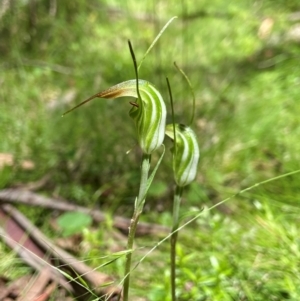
[
  {"x1": 123, "y1": 153, "x2": 151, "y2": 301},
  {"x1": 170, "y1": 185, "x2": 183, "y2": 301}
]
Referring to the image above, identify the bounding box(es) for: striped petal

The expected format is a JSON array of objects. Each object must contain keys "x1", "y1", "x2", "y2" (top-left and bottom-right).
[{"x1": 166, "y1": 123, "x2": 200, "y2": 187}]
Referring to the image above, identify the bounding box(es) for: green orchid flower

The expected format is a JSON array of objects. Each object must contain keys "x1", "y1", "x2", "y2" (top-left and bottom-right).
[
  {"x1": 63, "y1": 79, "x2": 167, "y2": 154},
  {"x1": 165, "y1": 123, "x2": 200, "y2": 187}
]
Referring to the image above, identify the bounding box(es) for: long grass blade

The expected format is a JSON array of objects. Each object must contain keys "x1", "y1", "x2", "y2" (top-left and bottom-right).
[
  {"x1": 128, "y1": 168, "x2": 300, "y2": 274},
  {"x1": 138, "y1": 16, "x2": 177, "y2": 71}
]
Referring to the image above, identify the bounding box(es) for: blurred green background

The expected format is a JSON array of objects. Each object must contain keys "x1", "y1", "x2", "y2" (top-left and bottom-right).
[{"x1": 1, "y1": 0, "x2": 300, "y2": 300}]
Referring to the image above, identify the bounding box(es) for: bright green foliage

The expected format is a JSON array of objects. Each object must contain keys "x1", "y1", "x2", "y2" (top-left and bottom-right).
[
  {"x1": 166, "y1": 124, "x2": 200, "y2": 187},
  {"x1": 147, "y1": 202, "x2": 300, "y2": 301}
]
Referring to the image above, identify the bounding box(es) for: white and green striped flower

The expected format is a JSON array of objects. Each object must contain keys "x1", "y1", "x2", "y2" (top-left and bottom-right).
[
  {"x1": 127, "y1": 80, "x2": 166, "y2": 154},
  {"x1": 63, "y1": 79, "x2": 166, "y2": 154},
  {"x1": 165, "y1": 123, "x2": 200, "y2": 187}
]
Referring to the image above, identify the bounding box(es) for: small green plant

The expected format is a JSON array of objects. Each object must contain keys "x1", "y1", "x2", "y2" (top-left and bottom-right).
[
  {"x1": 63, "y1": 17, "x2": 177, "y2": 301},
  {"x1": 63, "y1": 68, "x2": 167, "y2": 301}
]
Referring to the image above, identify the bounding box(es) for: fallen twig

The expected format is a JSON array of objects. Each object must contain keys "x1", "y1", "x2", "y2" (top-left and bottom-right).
[
  {"x1": 0, "y1": 189, "x2": 169, "y2": 236},
  {"x1": 0, "y1": 204, "x2": 121, "y2": 300}
]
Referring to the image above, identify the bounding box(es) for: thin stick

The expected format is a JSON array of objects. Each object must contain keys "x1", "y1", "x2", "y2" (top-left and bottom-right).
[{"x1": 0, "y1": 189, "x2": 168, "y2": 236}]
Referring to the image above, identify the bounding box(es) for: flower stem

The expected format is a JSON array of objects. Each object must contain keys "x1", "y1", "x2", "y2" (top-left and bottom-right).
[
  {"x1": 123, "y1": 153, "x2": 151, "y2": 301},
  {"x1": 170, "y1": 185, "x2": 183, "y2": 301}
]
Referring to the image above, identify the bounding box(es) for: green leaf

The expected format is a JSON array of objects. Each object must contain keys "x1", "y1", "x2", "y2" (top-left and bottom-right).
[
  {"x1": 146, "y1": 145, "x2": 165, "y2": 194},
  {"x1": 57, "y1": 211, "x2": 92, "y2": 237}
]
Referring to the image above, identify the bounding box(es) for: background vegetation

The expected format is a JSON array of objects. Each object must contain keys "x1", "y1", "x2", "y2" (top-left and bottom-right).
[{"x1": 1, "y1": 0, "x2": 300, "y2": 300}]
